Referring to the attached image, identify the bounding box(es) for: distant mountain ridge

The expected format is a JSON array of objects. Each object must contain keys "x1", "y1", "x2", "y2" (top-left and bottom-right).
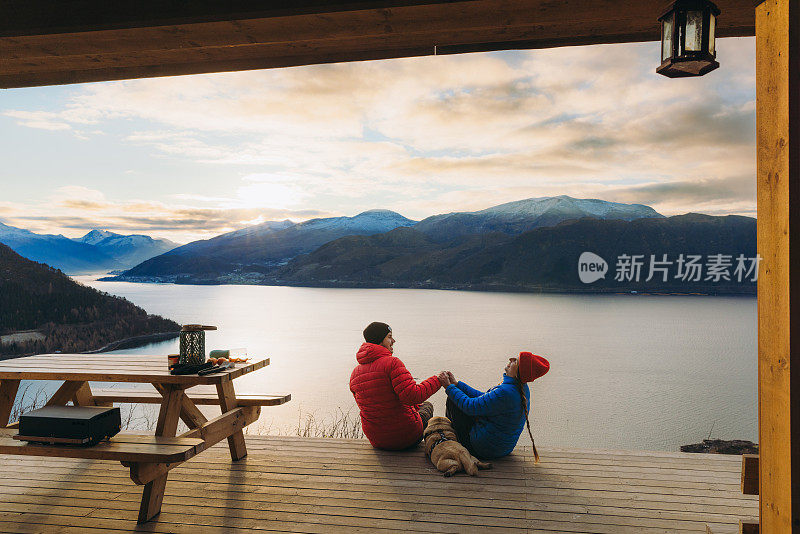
[
  {"x1": 112, "y1": 196, "x2": 663, "y2": 284},
  {"x1": 0, "y1": 222, "x2": 176, "y2": 274},
  {"x1": 414, "y1": 195, "x2": 663, "y2": 241},
  {"x1": 273, "y1": 213, "x2": 756, "y2": 294},
  {"x1": 0, "y1": 221, "x2": 104, "y2": 274},
  {"x1": 119, "y1": 209, "x2": 417, "y2": 280},
  {"x1": 73, "y1": 229, "x2": 178, "y2": 268}
]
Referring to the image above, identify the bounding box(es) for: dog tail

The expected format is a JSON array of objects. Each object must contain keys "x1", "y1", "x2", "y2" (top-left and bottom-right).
[{"x1": 476, "y1": 459, "x2": 492, "y2": 470}]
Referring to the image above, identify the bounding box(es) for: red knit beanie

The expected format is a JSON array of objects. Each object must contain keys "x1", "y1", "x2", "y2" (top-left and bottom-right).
[{"x1": 518, "y1": 352, "x2": 549, "y2": 383}]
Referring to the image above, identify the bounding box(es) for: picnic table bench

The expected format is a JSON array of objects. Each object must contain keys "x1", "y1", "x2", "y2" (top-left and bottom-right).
[
  {"x1": 91, "y1": 387, "x2": 290, "y2": 407},
  {"x1": 0, "y1": 353, "x2": 291, "y2": 523}
]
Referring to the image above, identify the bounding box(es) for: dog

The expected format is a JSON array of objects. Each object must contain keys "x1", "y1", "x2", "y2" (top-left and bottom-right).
[{"x1": 423, "y1": 416, "x2": 492, "y2": 477}]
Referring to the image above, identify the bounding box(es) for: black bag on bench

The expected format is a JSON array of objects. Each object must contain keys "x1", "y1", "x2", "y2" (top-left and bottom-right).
[{"x1": 16, "y1": 405, "x2": 121, "y2": 446}]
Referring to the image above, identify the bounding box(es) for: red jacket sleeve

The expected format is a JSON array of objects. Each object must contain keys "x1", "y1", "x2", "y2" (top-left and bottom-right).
[{"x1": 389, "y1": 357, "x2": 441, "y2": 405}]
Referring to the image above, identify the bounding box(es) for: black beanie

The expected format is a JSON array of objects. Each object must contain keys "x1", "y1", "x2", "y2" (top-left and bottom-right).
[{"x1": 363, "y1": 322, "x2": 391, "y2": 344}]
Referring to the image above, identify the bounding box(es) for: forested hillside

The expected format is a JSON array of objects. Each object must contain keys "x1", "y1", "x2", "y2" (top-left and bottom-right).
[
  {"x1": 0, "y1": 244, "x2": 179, "y2": 356},
  {"x1": 273, "y1": 214, "x2": 758, "y2": 294}
]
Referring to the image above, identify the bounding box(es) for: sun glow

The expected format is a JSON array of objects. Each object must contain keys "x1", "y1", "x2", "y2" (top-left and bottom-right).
[{"x1": 235, "y1": 181, "x2": 306, "y2": 209}]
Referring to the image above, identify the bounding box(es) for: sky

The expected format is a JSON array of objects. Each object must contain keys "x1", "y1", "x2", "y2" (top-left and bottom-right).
[{"x1": 0, "y1": 38, "x2": 755, "y2": 244}]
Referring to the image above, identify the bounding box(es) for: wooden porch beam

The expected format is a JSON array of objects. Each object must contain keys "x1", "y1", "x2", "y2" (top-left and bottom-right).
[
  {"x1": 756, "y1": 0, "x2": 800, "y2": 531},
  {"x1": 0, "y1": 0, "x2": 756, "y2": 88}
]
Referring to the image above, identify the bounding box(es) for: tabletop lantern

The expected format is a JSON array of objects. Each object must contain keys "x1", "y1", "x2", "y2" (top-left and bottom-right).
[
  {"x1": 179, "y1": 324, "x2": 217, "y2": 364},
  {"x1": 657, "y1": 0, "x2": 720, "y2": 78}
]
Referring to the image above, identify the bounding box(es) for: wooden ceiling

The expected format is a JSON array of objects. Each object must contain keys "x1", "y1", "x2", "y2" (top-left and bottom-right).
[{"x1": 1, "y1": 0, "x2": 757, "y2": 88}]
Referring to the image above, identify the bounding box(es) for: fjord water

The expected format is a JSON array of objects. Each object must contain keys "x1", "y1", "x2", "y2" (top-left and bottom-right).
[{"x1": 76, "y1": 277, "x2": 756, "y2": 451}]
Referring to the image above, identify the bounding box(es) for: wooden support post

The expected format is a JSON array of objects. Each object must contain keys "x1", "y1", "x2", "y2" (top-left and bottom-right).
[
  {"x1": 181, "y1": 405, "x2": 260, "y2": 444},
  {"x1": 154, "y1": 385, "x2": 183, "y2": 437},
  {"x1": 742, "y1": 454, "x2": 760, "y2": 495},
  {"x1": 132, "y1": 405, "x2": 260, "y2": 485},
  {"x1": 138, "y1": 384, "x2": 183, "y2": 523},
  {"x1": 756, "y1": 0, "x2": 800, "y2": 531},
  {"x1": 154, "y1": 384, "x2": 207, "y2": 429},
  {"x1": 216, "y1": 378, "x2": 247, "y2": 460},
  {"x1": 138, "y1": 476, "x2": 168, "y2": 524},
  {"x1": 72, "y1": 382, "x2": 96, "y2": 406},
  {"x1": 46, "y1": 381, "x2": 87, "y2": 407},
  {"x1": 129, "y1": 461, "x2": 181, "y2": 486},
  {"x1": 0, "y1": 380, "x2": 20, "y2": 427}
]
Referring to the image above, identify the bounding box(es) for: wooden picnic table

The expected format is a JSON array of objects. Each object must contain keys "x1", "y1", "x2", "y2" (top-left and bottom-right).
[{"x1": 0, "y1": 353, "x2": 289, "y2": 523}]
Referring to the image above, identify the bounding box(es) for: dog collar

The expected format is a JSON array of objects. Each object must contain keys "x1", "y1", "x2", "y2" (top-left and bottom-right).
[{"x1": 431, "y1": 429, "x2": 451, "y2": 450}]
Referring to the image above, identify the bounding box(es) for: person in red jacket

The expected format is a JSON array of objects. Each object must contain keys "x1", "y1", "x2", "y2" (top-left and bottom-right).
[{"x1": 349, "y1": 322, "x2": 441, "y2": 450}]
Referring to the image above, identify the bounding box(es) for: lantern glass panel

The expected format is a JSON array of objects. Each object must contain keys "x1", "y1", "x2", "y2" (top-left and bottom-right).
[
  {"x1": 684, "y1": 10, "x2": 703, "y2": 52},
  {"x1": 709, "y1": 13, "x2": 716, "y2": 55},
  {"x1": 662, "y1": 14, "x2": 674, "y2": 61}
]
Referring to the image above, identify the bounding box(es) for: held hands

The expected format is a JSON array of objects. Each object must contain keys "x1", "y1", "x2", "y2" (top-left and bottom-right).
[{"x1": 438, "y1": 371, "x2": 457, "y2": 387}]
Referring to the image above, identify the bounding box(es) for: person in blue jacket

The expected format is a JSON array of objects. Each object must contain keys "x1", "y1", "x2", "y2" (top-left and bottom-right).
[{"x1": 439, "y1": 351, "x2": 550, "y2": 461}]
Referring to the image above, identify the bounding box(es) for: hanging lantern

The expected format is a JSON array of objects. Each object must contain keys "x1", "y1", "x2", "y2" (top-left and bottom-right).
[{"x1": 657, "y1": 0, "x2": 720, "y2": 78}]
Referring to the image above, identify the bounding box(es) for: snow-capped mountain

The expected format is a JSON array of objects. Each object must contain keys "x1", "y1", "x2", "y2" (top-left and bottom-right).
[
  {"x1": 113, "y1": 198, "x2": 663, "y2": 283},
  {"x1": 299, "y1": 209, "x2": 416, "y2": 233},
  {"x1": 0, "y1": 221, "x2": 109, "y2": 273},
  {"x1": 0, "y1": 221, "x2": 42, "y2": 241},
  {"x1": 72, "y1": 229, "x2": 177, "y2": 268},
  {"x1": 478, "y1": 196, "x2": 660, "y2": 219},
  {"x1": 223, "y1": 220, "x2": 295, "y2": 239},
  {"x1": 77, "y1": 229, "x2": 120, "y2": 246},
  {"x1": 414, "y1": 195, "x2": 663, "y2": 241},
  {"x1": 0, "y1": 221, "x2": 178, "y2": 274},
  {"x1": 120, "y1": 210, "x2": 417, "y2": 279}
]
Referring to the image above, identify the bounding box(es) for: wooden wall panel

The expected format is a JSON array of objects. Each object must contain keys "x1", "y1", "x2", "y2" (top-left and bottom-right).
[{"x1": 756, "y1": 0, "x2": 800, "y2": 531}]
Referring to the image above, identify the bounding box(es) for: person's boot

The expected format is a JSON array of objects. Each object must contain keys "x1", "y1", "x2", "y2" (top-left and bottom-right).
[{"x1": 418, "y1": 401, "x2": 434, "y2": 428}]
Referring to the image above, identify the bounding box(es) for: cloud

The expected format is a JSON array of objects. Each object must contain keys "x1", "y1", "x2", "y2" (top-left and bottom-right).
[
  {"x1": 3, "y1": 110, "x2": 72, "y2": 131},
  {"x1": 2, "y1": 37, "x2": 757, "y2": 239},
  {"x1": 394, "y1": 173, "x2": 757, "y2": 220},
  {"x1": 60, "y1": 200, "x2": 110, "y2": 210},
  {"x1": 54, "y1": 186, "x2": 108, "y2": 204},
  {"x1": 2, "y1": 185, "x2": 335, "y2": 243},
  {"x1": 610, "y1": 175, "x2": 756, "y2": 207}
]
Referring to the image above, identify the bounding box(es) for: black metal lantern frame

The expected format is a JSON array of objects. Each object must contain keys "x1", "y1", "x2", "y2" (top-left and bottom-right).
[
  {"x1": 179, "y1": 324, "x2": 217, "y2": 365},
  {"x1": 657, "y1": 0, "x2": 720, "y2": 78}
]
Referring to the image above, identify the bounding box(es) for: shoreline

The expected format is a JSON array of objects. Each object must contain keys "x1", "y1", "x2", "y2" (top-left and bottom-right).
[
  {"x1": 97, "y1": 275, "x2": 757, "y2": 297},
  {"x1": 82, "y1": 331, "x2": 180, "y2": 353},
  {"x1": 0, "y1": 331, "x2": 180, "y2": 361}
]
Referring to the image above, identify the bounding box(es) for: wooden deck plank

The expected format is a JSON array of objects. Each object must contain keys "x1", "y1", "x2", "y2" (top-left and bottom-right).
[
  {"x1": 0, "y1": 442, "x2": 744, "y2": 475},
  {"x1": 0, "y1": 461, "x2": 744, "y2": 494},
  {"x1": 243, "y1": 439, "x2": 745, "y2": 464},
  {"x1": 0, "y1": 471, "x2": 756, "y2": 517},
  {"x1": 0, "y1": 465, "x2": 748, "y2": 503},
  {"x1": 0, "y1": 435, "x2": 755, "y2": 533},
  {"x1": 0, "y1": 471, "x2": 759, "y2": 505},
  {"x1": 0, "y1": 455, "x2": 735, "y2": 490},
  {"x1": 251, "y1": 440, "x2": 745, "y2": 463},
  {"x1": 0, "y1": 486, "x2": 759, "y2": 525},
  {"x1": 0, "y1": 476, "x2": 759, "y2": 513}
]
